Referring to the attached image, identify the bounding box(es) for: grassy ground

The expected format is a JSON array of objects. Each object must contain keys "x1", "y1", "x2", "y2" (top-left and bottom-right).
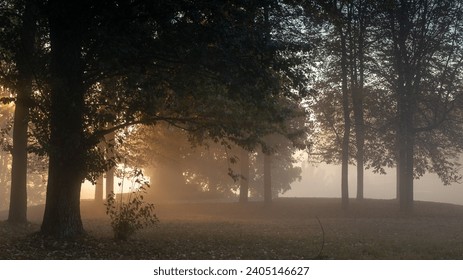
[{"x1": 1, "y1": 197, "x2": 463, "y2": 259}]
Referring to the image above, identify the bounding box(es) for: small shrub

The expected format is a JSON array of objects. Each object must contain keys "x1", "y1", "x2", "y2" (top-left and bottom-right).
[{"x1": 105, "y1": 169, "x2": 158, "y2": 241}]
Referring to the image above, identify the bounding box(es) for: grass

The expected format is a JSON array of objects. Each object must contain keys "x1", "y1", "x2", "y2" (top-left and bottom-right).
[{"x1": 1, "y1": 197, "x2": 463, "y2": 259}]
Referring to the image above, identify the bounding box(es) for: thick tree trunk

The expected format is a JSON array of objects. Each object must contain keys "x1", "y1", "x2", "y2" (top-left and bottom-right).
[
  {"x1": 8, "y1": 0, "x2": 37, "y2": 224},
  {"x1": 41, "y1": 0, "x2": 88, "y2": 238},
  {"x1": 41, "y1": 160, "x2": 84, "y2": 237},
  {"x1": 239, "y1": 148, "x2": 249, "y2": 203},
  {"x1": 397, "y1": 92, "x2": 414, "y2": 212},
  {"x1": 263, "y1": 153, "x2": 272, "y2": 205},
  {"x1": 393, "y1": 0, "x2": 415, "y2": 212}
]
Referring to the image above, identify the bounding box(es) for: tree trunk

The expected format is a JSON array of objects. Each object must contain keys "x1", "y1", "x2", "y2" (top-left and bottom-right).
[
  {"x1": 393, "y1": 0, "x2": 415, "y2": 212},
  {"x1": 105, "y1": 131, "x2": 115, "y2": 198},
  {"x1": 8, "y1": 0, "x2": 37, "y2": 224},
  {"x1": 340, "y1": 25, "x2": 350, "y2": 210},
  {"x1": 397, "y1": 120, "x2": 414, "y2": 212},
  {"x1": 353, "y1": 2, "x2": 366, "y2": 200},
  {"x1": 0, "y1": 153, "x2": 9, "y2": 209},
  {"x1": 396, "y1": 159, "x2": 400, "y2": 200},
  {"x1": 239, "y1": 148, "x2": 249, "y2": 203},
  {"x1": 40, "y1": 0, "x2": 88, "y2": 238},
  {"x1": 353, "y1": 95, "x2": 365, "y2": 201},
  {"x1": 106, "y1": 168, "x2": 115, "y2": 198},
  {"x1": 263, "y1": 152, "x2": 272, "y2": 205},
  {"x1": 397, "y1": 90, "x2": 415, "y2": 212},
  {"x1": 94, "y1": 175, "x2": 104, "y2": 202}
]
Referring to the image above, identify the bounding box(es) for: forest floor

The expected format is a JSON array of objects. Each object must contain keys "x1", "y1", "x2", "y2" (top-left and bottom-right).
[{"x1": 1, "y1": 197, "x2": 463, "y2": 259}]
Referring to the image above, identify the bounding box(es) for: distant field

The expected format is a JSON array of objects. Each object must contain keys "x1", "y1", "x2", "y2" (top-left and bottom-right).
[{"x1": 1, "y1": 197, "x2": 463, "y2": 259}]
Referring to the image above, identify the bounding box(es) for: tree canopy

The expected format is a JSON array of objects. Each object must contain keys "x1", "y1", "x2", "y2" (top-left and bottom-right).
[{"x1": 1, "y1": 0, "x2": 313, "y2": 237}]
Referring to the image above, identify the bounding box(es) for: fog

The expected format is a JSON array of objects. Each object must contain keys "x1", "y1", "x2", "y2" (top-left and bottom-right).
[
  {"x1": 284, "y1": 163, "x2": 463, "y2": 206},
  {"x1": 81, "y1": 161, "x2": 463, "y2": 206}
]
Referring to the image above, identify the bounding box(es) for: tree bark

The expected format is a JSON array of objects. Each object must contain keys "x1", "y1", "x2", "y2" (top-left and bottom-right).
[
  {"x1": 8, "y1": 0, "x2": 37, "y2": 224},
  {"x1": 40, "y1": 0, "x2": 88, "y2": 238},
  {"x1": 239, "y1": 148, "x2": 249, "y2": 203}
]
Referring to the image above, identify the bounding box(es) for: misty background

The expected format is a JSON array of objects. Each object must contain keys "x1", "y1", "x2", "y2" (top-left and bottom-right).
[
  {"x1": 286, "y1": 164, "x2": 463, "y2": 205},
  {"x1": 79, "y1": 162, "x2": 463, "y2": 206}
]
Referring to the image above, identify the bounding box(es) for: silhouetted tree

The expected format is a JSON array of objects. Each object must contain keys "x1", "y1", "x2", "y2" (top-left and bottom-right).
[
  {"x1": 126, "y1": 121, "x2": 305, "y2": 202},
  {"x1": 375, "y1": 0, "x2": 463, "y2": 211},
  {"x1": 37, "y1": 0, "x2": 308, "y2": 237},
  {"x1": 308, "y1": 0, "x2": 463, "y2": 212},
  {"x1": 0, "y1": 89, "x2": 13, "y2": 209},
  {"x1": 8, "y1": 0, "x2": 37, "y2": 224}
]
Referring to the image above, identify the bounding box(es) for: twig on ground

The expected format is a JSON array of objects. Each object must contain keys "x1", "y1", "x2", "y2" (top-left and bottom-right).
[{"x1": 313, "y1": 216, "x2": 325, "y2": 259}]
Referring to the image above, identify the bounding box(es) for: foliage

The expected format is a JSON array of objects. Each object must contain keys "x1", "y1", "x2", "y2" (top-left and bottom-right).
[
  {"x1": 307, "y1": 0, "x2": 463, "y2": 186},
  {"x1": 105, "y1": 169, "x2": 158, "y2": 241}
]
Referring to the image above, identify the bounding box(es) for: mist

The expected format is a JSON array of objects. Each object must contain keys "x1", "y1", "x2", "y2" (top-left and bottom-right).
[
  {"x1": 80, "y1": 159, "x2": 463, "y2": 206},
  {"x1": 284, "y1": 163, "x2": 463, "y2": 206},
  {"x1": 2, "y1": 0, "x2": 463, "y2": 262}
]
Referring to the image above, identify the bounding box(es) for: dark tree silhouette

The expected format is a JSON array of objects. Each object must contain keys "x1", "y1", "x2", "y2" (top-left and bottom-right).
[
  {"x1": 376, "y1": 0, "x2": 463, "y2": 211},
  {"x1": 40, "y1": 0, "x2": 89, "y2": 237},
  {"x1": 37, "y1": 0, "x2": 305, "y2": 237},
  {"x1": 8, "y1": 0, "x2": 37, "y2": 224}
]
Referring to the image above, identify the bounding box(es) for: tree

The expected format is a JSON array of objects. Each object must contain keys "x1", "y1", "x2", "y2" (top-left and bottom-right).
[
  {"x1": 308, "y1": 0, "x2": 463, "y2": 212},
  {"x1": 40, "y1": 0, "x2": 89, "y2": 237},
  {"x1": 305, "y1": 0, "x2": 353, "y2": 209},
  {"x1": 8, "y1": 0, "x2": 37, "y2": 224},
  {"x1": 125, "y1": 120, "x2": 305, "y2": 202},
  {"x1": 338, "y1": 8, "x2": 351, "y2": 209},
  {"x1": 346, "y1": 0, "x2": 369, "y2": 200},
  {"x1": 0, "y1": 87, "x2": 14, "y2": 209},
  {"x1": 105, "y1": 131, "x2": 116, "y2": 198},
  {"x1": 36, "y1": 0, "x2": 306, "y2": 237},
  {"x1": 375, "y1": 0, "x2": 463, "y2": 211},
  {"x1": 94, "y1": 175, "x2": 103, "y2": 202}
]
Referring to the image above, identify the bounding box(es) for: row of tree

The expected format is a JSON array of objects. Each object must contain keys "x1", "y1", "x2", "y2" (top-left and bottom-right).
[
  {"x1": 120, "y1": 123, "x2": 304, "y2": 202},
  {"x1": 308, "y1": 0, "x2": 463, "y2": 211}
]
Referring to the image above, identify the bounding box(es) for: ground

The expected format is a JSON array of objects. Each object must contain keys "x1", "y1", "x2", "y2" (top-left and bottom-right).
[{"x1": 0, "y1": 197, "x2": 463, "y2": 259}]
